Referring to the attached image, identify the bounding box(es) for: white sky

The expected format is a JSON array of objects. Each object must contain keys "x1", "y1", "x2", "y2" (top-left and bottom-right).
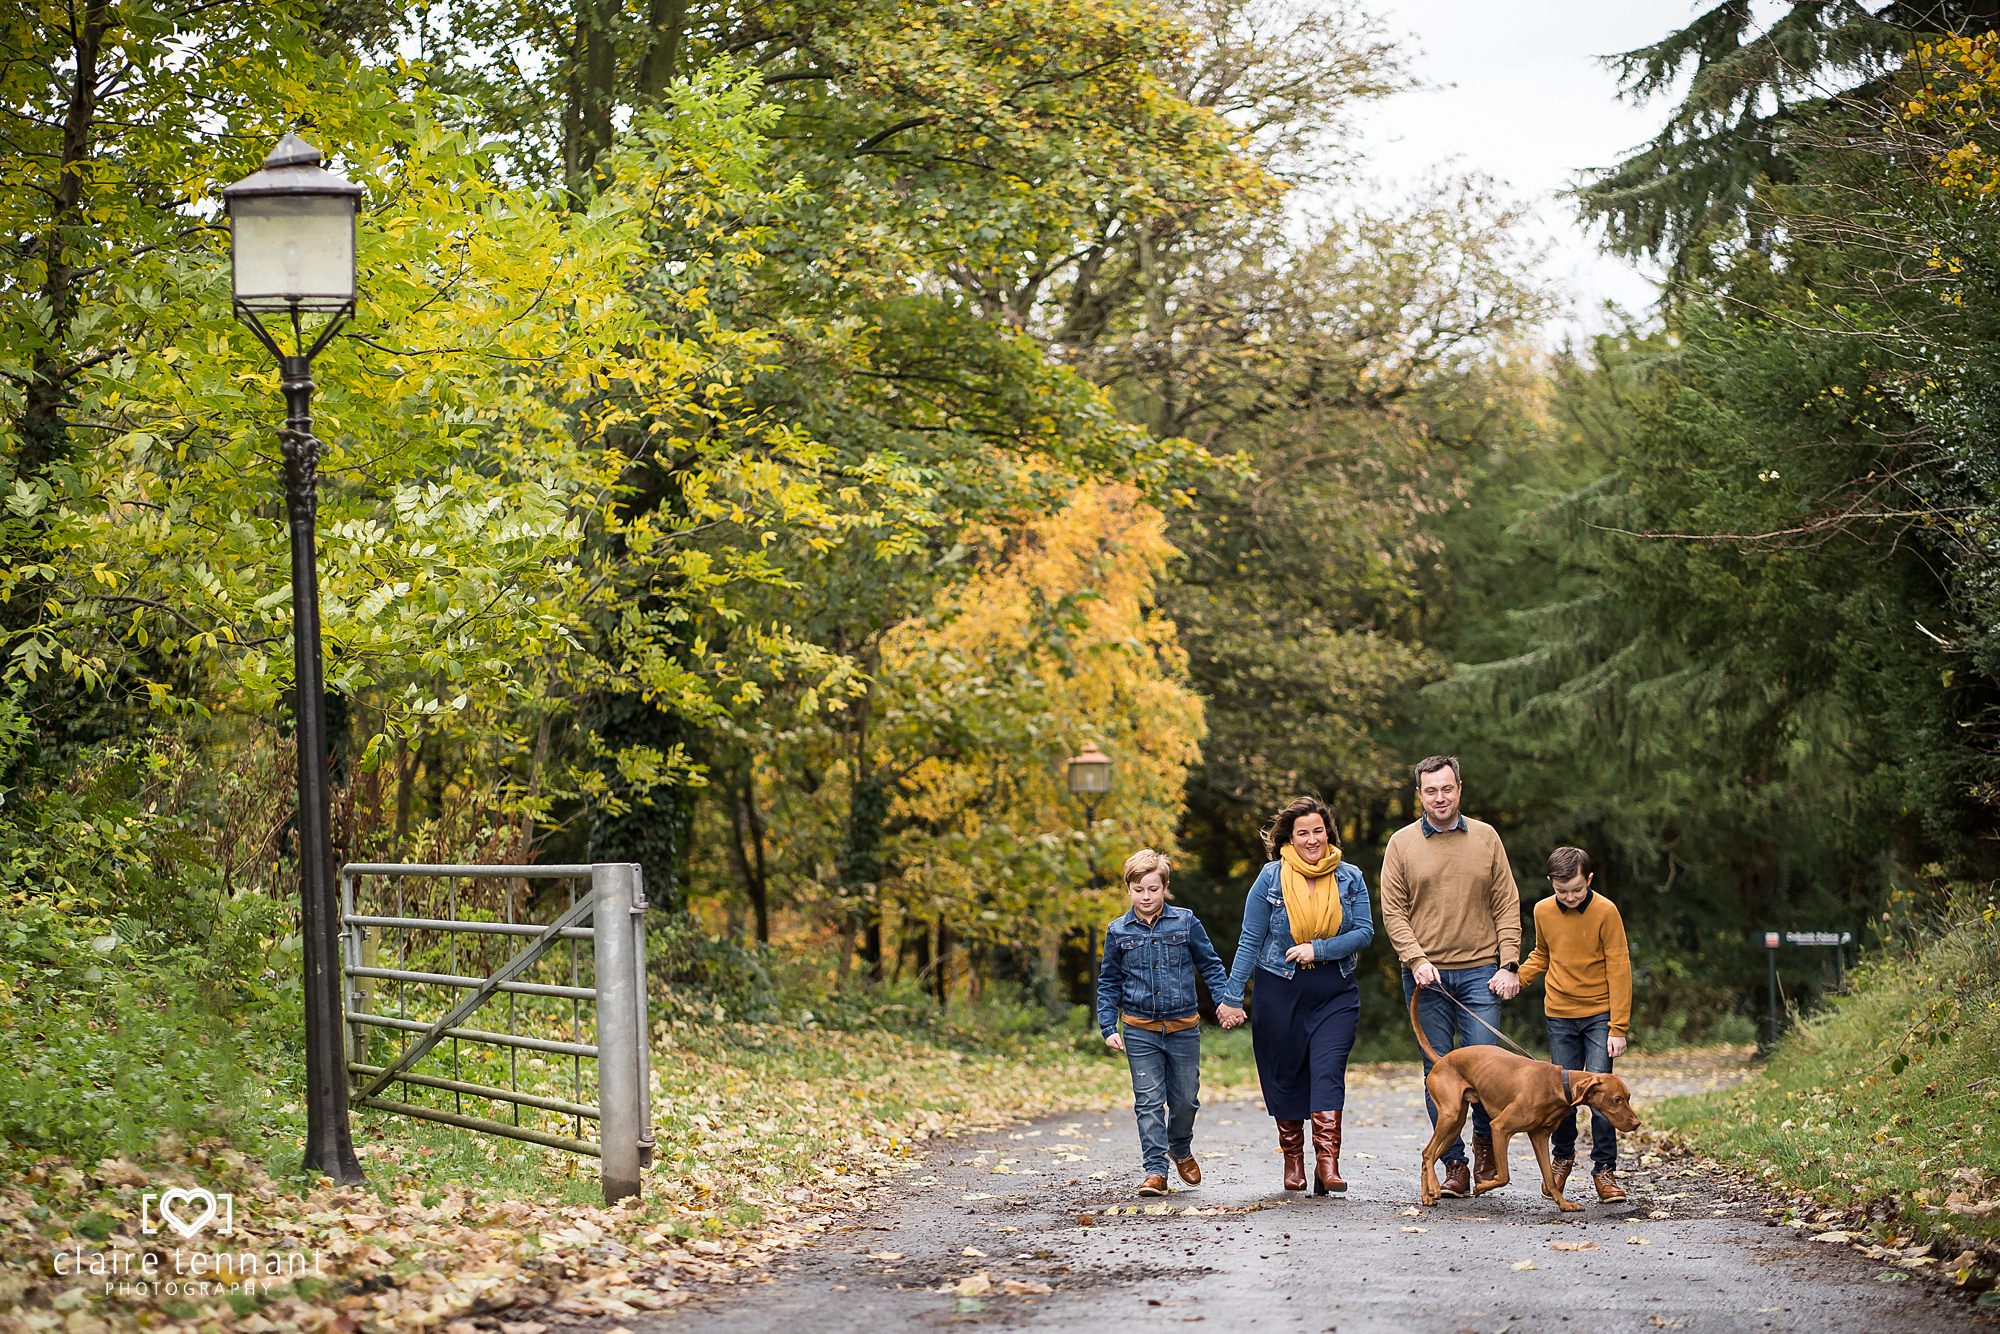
[{"x1": 1353, "y1": 1, "x2": 1728, "y2": 340}]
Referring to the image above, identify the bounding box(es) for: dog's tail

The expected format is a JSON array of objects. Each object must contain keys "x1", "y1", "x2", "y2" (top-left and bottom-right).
[{"x1": 1408, "y1": 986, "x2": 1444, "y2": 1065}]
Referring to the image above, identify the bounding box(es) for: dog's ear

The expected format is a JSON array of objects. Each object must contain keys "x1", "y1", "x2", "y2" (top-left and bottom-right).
[{"x1": 1569, "y1": 1072, "x2": 1605, "y2": 1101}]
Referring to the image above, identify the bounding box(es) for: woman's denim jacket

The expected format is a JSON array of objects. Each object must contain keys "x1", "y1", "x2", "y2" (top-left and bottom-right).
[
  {"x1": 1095, "y1": 904, "x2": 1230, "y2": 1037},
  {"x1": 1219, "y1": 859, "x2": 1374, "y2": 1007}
]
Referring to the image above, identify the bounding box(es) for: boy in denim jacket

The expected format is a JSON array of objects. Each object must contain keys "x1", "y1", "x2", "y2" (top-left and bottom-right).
[{"x1": 1097, "y1": 849, "x2": 1230, "y2": 1195}]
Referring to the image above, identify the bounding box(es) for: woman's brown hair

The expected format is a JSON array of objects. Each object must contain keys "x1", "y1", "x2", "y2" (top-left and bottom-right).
[{"x1": 1261, "y1": 796, "x2": 1337, "y2": 860}]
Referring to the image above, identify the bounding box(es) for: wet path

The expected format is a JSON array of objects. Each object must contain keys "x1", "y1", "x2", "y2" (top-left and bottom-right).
[{"x1": 647, "y1": 1059, "x2": 1978, "y2": 1332}]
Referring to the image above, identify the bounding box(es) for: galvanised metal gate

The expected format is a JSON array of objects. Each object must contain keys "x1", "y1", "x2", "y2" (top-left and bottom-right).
[{"x1": 337, "y1": 862, "x2": 653, "y2": 1203}]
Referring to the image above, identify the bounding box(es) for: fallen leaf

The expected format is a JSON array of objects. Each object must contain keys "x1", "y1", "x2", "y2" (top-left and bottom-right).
[
  {"x1": 1401, "y1": 1226, "x2": 1429, "y2": 1234},
  {"x1": 865, "y1": 1252, "x2": 904, "y2": 1262},
  {"x1": 1511, "y1": 1259, "x2": 1537, "y2": 1271},
  {"x1": 951, "y1": 1272, "x2": 993, "y2": 1296},
  {"x1": 1626, "y1": 1236, "x2": 1652, "y2": 1246},
  {"x1": 1000, "y1": 1279, "x2": 1053, "y2": 1295},
  {"x1": 1810, "y1": 1230, "x2": 1855, "y2": 1243},
  {"x1": 961, "y1": 1246, "x2": 986, "y2": 1257},
  {"x1": 1550, "y1": 1241, "x2": 1602, "y2": 1252}
]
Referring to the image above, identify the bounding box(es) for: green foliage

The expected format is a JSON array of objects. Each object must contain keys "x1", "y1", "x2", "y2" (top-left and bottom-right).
[
  {"x1": 1653, "y1": 891, "x2": 2000, "y2": 1256},
  {"x1": 0, "y1": 900, "x2": 298, "y2": 1162}
]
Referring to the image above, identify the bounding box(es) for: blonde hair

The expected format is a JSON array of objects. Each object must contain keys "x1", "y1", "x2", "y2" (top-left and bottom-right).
[{"x1": 1123, "y1": 848, "x2": 1173, "y2": 894}]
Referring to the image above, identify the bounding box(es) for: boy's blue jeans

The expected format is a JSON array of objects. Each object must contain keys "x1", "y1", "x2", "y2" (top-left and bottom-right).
[
  {"x1": 1401, "y1": 966, "x2": 1500, "y2": 1164},
  {"x1": 1547, "y1": 1011, "x2": 1617, "y2": 1171},
  {"x1": 1124, "y1": 1026, "x2": 1201, "y2": 1176}
]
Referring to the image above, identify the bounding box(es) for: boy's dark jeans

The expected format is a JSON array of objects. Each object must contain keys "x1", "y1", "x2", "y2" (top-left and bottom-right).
[
  {"x1": 1124, "y1": 1026, "x2": 1201, "y2": 1176},
  {"x1": 1547, "y1": 1011, "x2": 1616, "y2": 1171}
]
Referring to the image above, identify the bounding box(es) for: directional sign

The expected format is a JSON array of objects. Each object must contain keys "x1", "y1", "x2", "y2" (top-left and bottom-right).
[{"x1": 1753, "y1": 930, "x2": 1854, "y2": 948}]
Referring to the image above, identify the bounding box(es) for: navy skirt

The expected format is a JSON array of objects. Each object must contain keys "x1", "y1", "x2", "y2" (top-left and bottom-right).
[{"x1": 1250, "y1": 962, "x2": 1360, "y2": 1118}]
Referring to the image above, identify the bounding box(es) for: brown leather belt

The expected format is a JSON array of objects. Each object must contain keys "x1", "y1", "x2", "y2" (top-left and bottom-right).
[{"x1": 1120, "y1": 1013, "x2": 1199, "y2": 1034}]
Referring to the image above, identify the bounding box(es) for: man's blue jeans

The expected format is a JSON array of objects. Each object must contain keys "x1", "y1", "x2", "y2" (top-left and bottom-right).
[
  {"x1": 1402, "y1": 965, "x2": 1500, "y2": 1164},
  {"x1": 1124, "y1": 1026, "x2": 1201, "y2": 1176},
  {"x1": 1547, "y1": 1011, "x2": 1617, "y2": 1171}
]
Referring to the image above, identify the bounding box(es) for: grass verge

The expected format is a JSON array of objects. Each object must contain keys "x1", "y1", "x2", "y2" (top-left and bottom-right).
[
  {"x1": 1648, "y1": 898, "x2": 2000, "y2": 1306},
  {"x1": 1, "y1": 1002, "x2": 1260, "y2": 1333}
]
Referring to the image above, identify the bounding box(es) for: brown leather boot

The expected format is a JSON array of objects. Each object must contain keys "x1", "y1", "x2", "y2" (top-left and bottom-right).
[
  {"x1": 1439, "y1": 1158, "x2": 1471, "y2": 1198},
  {"x1": 1546, "y1": 1155, "x2": 1575, "y2": 1200},
  {"x1": 1472, "y1": 1133, "x2": 1497, "y2": 1188},
  {"x1": 1276, "y1": 1119, "x2": 1307, "y2": 1191},
  {"x1": 1171, "y1": 1154, "x2": 1201, "y2": 1186},
  {"x1": 1310, "y1": 1111, "x2": 1347, "y2": 1194},
  {"x1": 1138, "y1": 1174, "x2": 1169, "y2": 1196},
  {"x1": 1593, "y1": 1168, "x2": 1627, "y2": 1202}
]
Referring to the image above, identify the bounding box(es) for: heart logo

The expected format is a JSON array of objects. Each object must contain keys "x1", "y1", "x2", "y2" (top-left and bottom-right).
[{"x1": 155, "y1": 1187, "x2": 218, "y2": 1239}]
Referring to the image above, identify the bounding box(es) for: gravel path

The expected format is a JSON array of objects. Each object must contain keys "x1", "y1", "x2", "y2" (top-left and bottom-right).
[{"x1": 644, "y1": 1057, "x2": 1981, "y2": 1332}]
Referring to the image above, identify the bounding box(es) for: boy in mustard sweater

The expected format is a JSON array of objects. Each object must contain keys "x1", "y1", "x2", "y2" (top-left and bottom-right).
[{"x1": 1517, "y1": 846, "x2": 1633, "y2": 1203}]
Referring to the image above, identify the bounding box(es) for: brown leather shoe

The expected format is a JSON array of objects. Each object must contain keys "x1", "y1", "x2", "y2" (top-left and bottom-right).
[
  {"x1": 1310, "y1": 1111, "x2": 1347, "y2": 1194},
  {"x1": 1276, "y1": 1119, "x2": 1307, "y2": 1191},
  {"x1": 1546, "y1": 1155, "x2": 1575, "y2": 1200},
  {"x1": 1472, "y1": 1133, "x2": 1497, "y2": 1187},
  {"x1": 1138, "y1": 1174, "x2": 1169, "y2": 1196},
  {"x1": 1439, "y1": 1158, "x2": 1471, "y2": 1198},
  {"x1": 1171, "y1": 1154, "x2": 1201, "y2": 1186},
  {"x1": 1593, "y1": 1168, "x2": 1627, "y2": 1202}
]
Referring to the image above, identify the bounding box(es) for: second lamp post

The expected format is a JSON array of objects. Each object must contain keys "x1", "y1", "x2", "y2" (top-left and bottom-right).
[{"x1": 222, "y1": 131, "x2": 366, "y2": 1184}]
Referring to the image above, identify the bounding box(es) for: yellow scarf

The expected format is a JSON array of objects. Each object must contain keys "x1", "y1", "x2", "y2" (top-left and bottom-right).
[{"x1": 1279, "y1": 844, "x2": 1344, "y2": 944}]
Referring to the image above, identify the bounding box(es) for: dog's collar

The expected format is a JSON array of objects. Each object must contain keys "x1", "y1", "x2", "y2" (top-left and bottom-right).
[{"x1": 1558, "y1": 1066, "x2": 1578, "y2": 1104}]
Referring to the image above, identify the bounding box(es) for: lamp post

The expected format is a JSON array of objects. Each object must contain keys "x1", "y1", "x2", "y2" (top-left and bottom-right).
[
  {"x1": 223, "y1": 132, "x2": 365, "y2": 1183},
  {"x1": 1066, "y1": 742, "x2": 1114, "y2": 998},
  {"x1": 1065, "y1": 741, "x2": 1113, "y2": 825}
]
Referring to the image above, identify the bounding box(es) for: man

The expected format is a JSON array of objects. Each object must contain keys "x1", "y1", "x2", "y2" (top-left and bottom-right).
[{"x1": 1380, "y1": 754, "x2": 1522, "y2": 1198}]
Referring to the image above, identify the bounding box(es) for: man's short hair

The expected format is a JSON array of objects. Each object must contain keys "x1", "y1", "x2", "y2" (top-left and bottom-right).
[
  {"x1": 1546, "y1": 846, "x2": 1594, "y2": 882},
  {"x1": 1413, "y1": 754, "x2": 1461, "y2": 787},
  {"x1": 1123, "y1": 848, "x2": 1172, "y2": 890}
]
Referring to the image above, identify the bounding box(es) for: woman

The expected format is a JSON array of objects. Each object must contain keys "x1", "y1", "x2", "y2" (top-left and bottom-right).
[{"x1": 1215, "y1": 796, "x2": 1374, "y2": 1193}]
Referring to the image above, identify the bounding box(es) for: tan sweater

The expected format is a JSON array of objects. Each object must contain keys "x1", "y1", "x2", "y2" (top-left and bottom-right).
[
  {"x1": 1378, "y1": 816, "x2": 1521, "y2": 970},
  {"x1": 1518, "y1": 892, "x2": 1633, "y2": 1036}
]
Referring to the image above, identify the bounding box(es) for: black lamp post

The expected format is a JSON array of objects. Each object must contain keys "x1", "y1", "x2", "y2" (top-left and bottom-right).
[
  {"x1": 1066, "y1": 742, "x2": 1114, "y2": 997},
  {"x1": 1065, "y1": 741, "x2": 1113, "y2": 825},
  {"x1": 223, "y1": 132, "x2": 365, "y2": 1183}
]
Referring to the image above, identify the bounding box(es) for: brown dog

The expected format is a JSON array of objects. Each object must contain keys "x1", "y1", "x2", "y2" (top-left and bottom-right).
[{"x1": 1410, "y1": 990, "x2": 1641, "y2": 1211}]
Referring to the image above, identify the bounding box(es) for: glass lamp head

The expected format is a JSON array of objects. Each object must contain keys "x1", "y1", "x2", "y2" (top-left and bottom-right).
[
  {"x1": 1066, "y1": 742, "x2": 1113, "y2": 796},
  {"x1": 223, "y1": 132, "x2": 362, "y2": 313}
]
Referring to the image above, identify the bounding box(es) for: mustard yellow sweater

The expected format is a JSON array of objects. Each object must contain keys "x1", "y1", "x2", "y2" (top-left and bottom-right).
[{"x1": 1518, "y1": 892, "x2": 1632, "y2": 1036}]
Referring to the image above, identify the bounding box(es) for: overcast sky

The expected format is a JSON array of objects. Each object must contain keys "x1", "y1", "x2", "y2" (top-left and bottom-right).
[{"x1": 1352, "y1": 1, "x2": 1726, "y2": 340}]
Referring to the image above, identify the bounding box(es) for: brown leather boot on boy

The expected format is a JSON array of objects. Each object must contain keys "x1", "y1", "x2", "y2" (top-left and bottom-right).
[
  {"x1": 1546, "y1": 1155, "x2": 1575, "y2": 1200},
  {"x1": 1138, "y1": 1174, "x2": 1169, "y2": 1196},
  {"x1": 1439, "y1": 1158, "x2": 1471, "y2": 1199},
  {"x1": 1593, "y1": 1168, "x2": 1627, "y2": 1202},
  {"x1": 1310, "y1": 1111, "x2": 1347, "y2": 1194},
  {"x1": 1171, "y1": 1154, "x2": 1201, "y2": 1186},
  {"x1": 1276, "y1": 1119, "x2": 1307, "y2": 1191}
]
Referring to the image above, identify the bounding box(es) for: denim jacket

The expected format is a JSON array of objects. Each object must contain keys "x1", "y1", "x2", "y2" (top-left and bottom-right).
[
  {"x1": 1096, "y1": 905, "x2": 1230, "y2": 1037},
  {"x1": 1219, "y1": 859, "x2": 1375, "y2": 1007}
]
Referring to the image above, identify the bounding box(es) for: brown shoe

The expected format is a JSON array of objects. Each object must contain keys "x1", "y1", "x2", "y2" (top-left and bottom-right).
[
  {"x1": 1138, "y1": 1174, "x2": 1169, "y2": 1196},
  {"x1": 1593, "y1": 1168, "x2": 1627, "y2": 1203},
  {"x1": 1439, "y1": 1159, "x2": 1471, "y2": 1198},
  {"x1": 1310, "y1": 1111, "x2": 1347, "y2": 1194},
  {"x1": 1545, "y1": 1155, "x2": 1575, "y2": 1200},
  {"x1": 1276, "y1": 1119, "x2": 1307, "y2": 1191},
  {"x1": 1471, "y1": 1133, "x2": 1497, "y2": 1188},
  {"x1": 1172, "y1": 1154, "x2": 1201, "y2": 1186}
]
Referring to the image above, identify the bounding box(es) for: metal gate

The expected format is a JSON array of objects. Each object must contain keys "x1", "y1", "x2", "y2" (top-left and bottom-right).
[{"x1": 338, "y1": 862, "x2": 652, "y2": 1202}]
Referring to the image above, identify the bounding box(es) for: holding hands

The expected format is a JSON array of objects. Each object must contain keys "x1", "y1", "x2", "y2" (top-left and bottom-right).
[
  {"x1": 1488, "y1": 967, "x2": 1522, "y2": 1000},
  {"x1": 1215, "y1": 1003, "x2": 1248, "y2": 1029}
]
